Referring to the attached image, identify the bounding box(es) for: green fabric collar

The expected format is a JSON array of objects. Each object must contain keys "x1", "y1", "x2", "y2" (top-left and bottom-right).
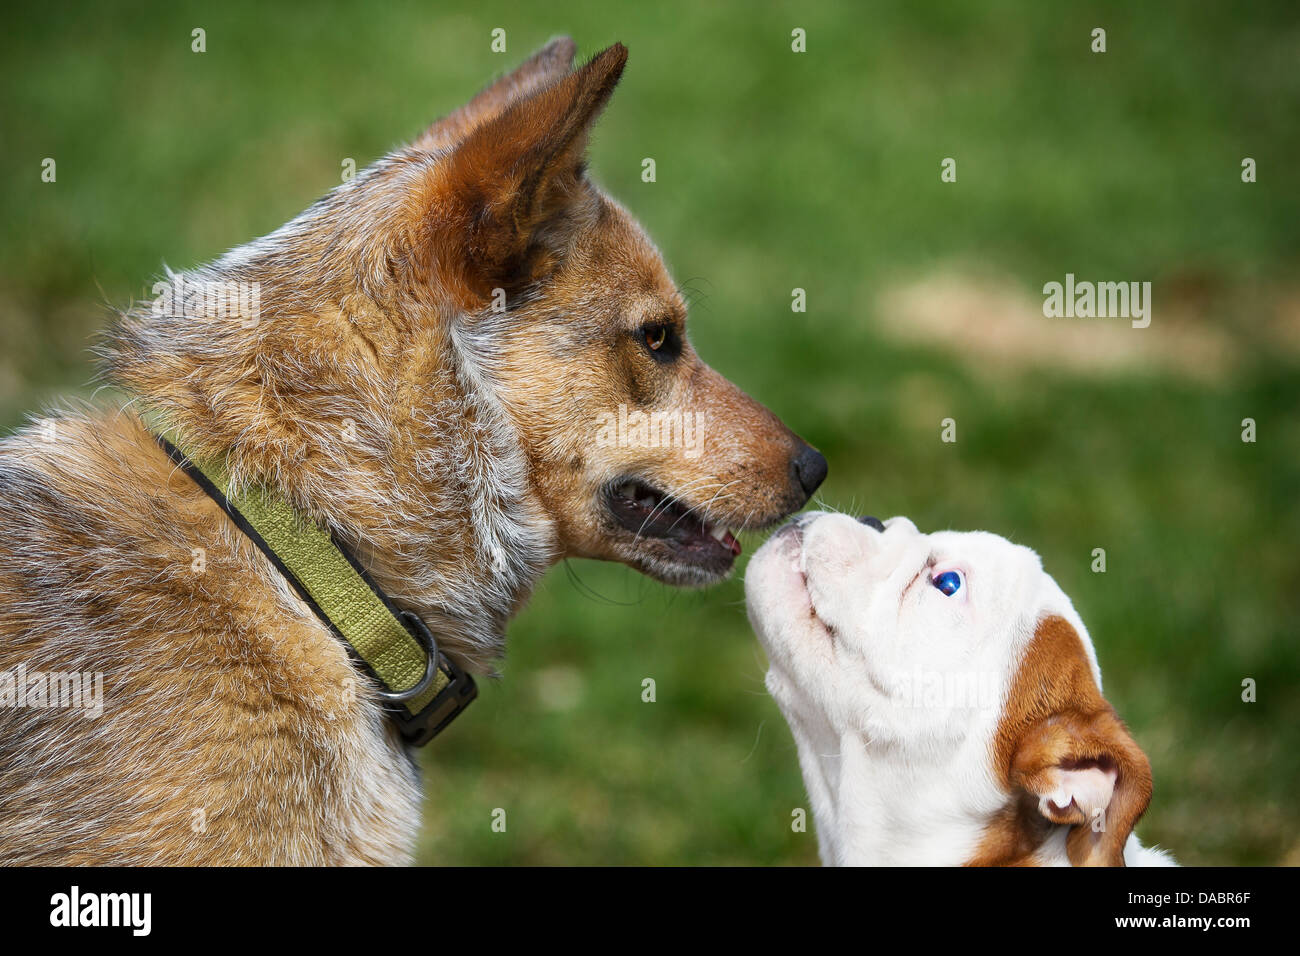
[{"x1": 151, "y1": 429, "x2": 476, "y2": 746}]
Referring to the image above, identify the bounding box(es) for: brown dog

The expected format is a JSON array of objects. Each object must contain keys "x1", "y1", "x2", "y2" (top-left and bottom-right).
[{"x1": 0, "y1": 38, "x2": 824, "y2": 864}]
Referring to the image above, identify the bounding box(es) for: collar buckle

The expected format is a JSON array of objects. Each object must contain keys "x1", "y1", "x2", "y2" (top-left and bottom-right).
[
  {"x1": 385, "y1": 615, "x2": 478, "y2": 747},
  {"x1": 377, "y1": 611, "x2": 441, "y2": 704}
]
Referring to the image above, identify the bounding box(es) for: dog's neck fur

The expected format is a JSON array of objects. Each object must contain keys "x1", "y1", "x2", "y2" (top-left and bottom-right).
[{"x1": 102, "y1": 158, "x2": 559, "y2": 672}]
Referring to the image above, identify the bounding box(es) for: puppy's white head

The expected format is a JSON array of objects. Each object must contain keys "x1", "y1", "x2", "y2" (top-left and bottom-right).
[{"x1": 745, "y1": 513, "x2": 1155, "y2": 866}]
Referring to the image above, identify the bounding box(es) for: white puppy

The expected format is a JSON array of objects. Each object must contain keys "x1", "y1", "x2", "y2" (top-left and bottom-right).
[{"x1": 745, "y1": 513, "x2": 1175, "y2": 866}]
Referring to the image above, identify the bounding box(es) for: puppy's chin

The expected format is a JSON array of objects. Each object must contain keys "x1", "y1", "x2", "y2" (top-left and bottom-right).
[
  {"x1": 745, "y1": 519, "x2": 931, "y2": 742},
  {"x1": 744, "y1": 525, "x2": 811, "y2": 643},
  {"x1": 745, "y1": 523, "x2": 842, "y2": 712}
]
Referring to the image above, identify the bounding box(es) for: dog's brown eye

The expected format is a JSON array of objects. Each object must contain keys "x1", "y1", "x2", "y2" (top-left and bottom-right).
[{"x1": 638, "y1": 321, "x2": 680, "y2": 363}]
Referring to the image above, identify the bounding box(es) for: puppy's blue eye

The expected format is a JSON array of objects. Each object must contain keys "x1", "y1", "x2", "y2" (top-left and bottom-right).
[{"x1": 932, "y1": 570, "x2": 963, "y2": 596}]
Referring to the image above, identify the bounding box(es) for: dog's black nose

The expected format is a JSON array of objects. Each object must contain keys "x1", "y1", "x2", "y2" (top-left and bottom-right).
[
  {"x1": 791, "y1": 445, "x2": 828, "y2": 499},
  {"x1": 856, "y1": 515, "x2": 885, "y2": 532}
]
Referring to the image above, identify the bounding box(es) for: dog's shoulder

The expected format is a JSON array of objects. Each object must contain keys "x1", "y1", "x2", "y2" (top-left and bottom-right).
[{"x1": 0, "y1": 406, "x2": 420, "y2": 864}]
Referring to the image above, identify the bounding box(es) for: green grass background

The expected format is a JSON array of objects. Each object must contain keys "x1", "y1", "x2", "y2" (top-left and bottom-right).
[{"x1": 1, "y1": 1, "x2": 1296, "y2": 864}]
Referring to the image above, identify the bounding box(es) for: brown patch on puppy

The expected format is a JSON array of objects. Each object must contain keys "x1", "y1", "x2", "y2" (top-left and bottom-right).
[{"x1": 967, "y1": 615, "x2": 1153, "y2": 867}]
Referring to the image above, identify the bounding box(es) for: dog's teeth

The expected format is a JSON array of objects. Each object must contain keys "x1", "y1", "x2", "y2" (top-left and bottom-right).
[{"x1": 709, "y1": 524, "x2": 729, "y2": 542}]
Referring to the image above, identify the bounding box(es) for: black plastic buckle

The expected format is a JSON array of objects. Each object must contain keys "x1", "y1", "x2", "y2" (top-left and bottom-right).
[{"x1": 385, "y1": 612, "x2": 478, "y2": 747}]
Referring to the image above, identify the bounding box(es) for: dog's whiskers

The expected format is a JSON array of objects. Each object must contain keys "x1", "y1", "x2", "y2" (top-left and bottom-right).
[{"x1": 630, "y1": 475, "x2": 728, "y2": 544}]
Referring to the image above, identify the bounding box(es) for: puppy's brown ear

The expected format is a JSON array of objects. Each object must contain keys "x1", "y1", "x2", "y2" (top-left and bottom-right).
[
  {"x1": 429, "y1": 42, "x2": 627, "y2": 303},
  {"x1": 414, "y1": 37, "x2": 578, "y2": 152},
  {"x1": 998, "y1": 616, "x2": 1153, "y2": 867},
  {"x1": 1011, "y1": 708, "x2": 1153, "y2": 866}
]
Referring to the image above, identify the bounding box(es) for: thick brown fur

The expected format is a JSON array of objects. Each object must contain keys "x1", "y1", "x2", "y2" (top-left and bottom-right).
[{"x1": 0, "y1": 39, "x2": 822, "y2": 864}]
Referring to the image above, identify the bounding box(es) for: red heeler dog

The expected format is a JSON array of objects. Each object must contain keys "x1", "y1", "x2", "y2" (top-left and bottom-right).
[{"x1": 0, "y1": 38, "x2": 826, "y2": 864}]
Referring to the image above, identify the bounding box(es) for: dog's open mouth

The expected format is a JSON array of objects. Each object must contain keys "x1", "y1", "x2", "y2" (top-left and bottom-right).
[{"x1": 606, "y1": 478, "x2": 741, "y2": 570}]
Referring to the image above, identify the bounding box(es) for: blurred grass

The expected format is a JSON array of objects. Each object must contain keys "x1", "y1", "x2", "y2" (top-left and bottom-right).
[{"x1": 1, "y1": 0, "x2": 1297, "y2": 864}]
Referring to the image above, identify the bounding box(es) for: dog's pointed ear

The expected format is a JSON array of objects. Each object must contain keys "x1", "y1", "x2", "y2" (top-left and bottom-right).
[
  {"x1": 413, "y1": 37, "x2": 578, "y2": 152},
  {"x1": 999, "y1": 616, "x2": 1153, "y2": 867},
  {"x1": 430, "y1": 42, "x2": 627, "y2": 303}
]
